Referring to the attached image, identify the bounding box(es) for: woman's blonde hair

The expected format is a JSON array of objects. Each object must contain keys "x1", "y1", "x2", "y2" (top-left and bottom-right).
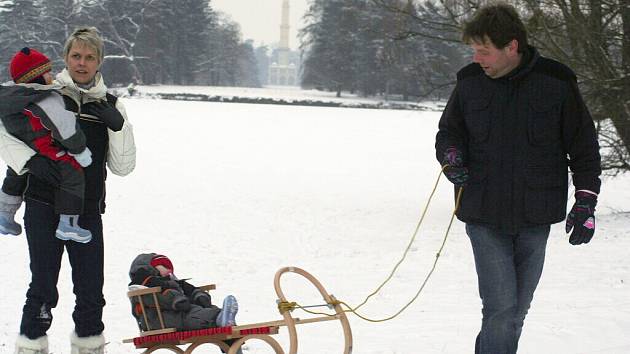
[{"x1": 63, "y1": 27, "x2": 104, "y2": 64}]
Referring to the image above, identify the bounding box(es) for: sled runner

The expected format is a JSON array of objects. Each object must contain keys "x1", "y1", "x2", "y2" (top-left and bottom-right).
[{"x1": 124, "y1": 266, "x2": 353, "y2": 354}]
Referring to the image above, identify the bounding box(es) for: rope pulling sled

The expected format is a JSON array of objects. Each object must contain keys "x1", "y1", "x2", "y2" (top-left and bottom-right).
[{"x1": 124, "y1": 168, "x2": 462, "y2": 353}]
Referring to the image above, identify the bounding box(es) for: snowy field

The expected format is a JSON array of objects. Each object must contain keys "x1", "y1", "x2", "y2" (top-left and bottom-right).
[{"x1": 1, "y1": 97, "x2": 629, "y2": 353}]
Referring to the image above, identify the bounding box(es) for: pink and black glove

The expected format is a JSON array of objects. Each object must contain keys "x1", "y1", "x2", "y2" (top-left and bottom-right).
[
  {"x1": 442, "y1": 146, "x2": 469, "y2": 186},
  {"x1": 565, "y1": 191, "x2": 597, "y2": 245}
]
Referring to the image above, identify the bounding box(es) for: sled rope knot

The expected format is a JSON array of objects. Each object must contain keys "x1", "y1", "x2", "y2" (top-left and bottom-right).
[
  {"x1": 278, "y1": 301, "x2": 297, "y2": 314},
  {"x1": 282, "y1": 168, "x2": 463, "y2": 323},
  {"x1": 278, "y1": 299, "x2": 343, "y2": 314}
]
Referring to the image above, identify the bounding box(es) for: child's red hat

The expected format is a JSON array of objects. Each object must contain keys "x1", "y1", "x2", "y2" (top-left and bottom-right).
[
  {"x1": 150, "y1": 254, "x2": 174, "y2": 272},
  {"x1": 9, "y1": 47, "x2": 52, "y2": 84}
]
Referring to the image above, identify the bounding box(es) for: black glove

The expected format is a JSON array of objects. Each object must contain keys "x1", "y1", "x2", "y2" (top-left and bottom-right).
[
  {"x1": 192, "y1": 289, "x2": 212, "y2": 308},
  {"x1": 442, "y1": 146, "x2": 469, "y2": 186},
  {"x1": 25, "y1": 155, "x2": 61, "y2": 187},
  {"x1": 171, "y1": 293, "x2": 191, "y2": 311},
  {"x1": 82, "y1": 101, "x2": 124, "y2": 131},
  {"x1": 565, "y1": 191, "x2": 597, "y2": 245}
]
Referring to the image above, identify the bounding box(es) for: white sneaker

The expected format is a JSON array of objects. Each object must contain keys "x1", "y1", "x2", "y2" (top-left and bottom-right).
[
  {"x1": 216, "y1": 295, "x2": 238, "y2": 327},
  {"x1": 15, "y1": 335, "x2": 48, "y2": 354},
  {"x1": 70, "y1": 332, "x2": 105, "y2": 354}
]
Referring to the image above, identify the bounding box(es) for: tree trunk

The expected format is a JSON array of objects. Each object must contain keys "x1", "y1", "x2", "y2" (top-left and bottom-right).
[
  {"x1": 622, "y1": 1, "x2": 630, "y2": 73},
  {"x1": 612, "y1": 2, "x2": 630, "y2": 160}
]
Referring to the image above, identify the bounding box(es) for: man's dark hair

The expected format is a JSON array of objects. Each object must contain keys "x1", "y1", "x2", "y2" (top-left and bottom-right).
[{"x1": 462, "y1": 2, "x2": 528, "y2": 52}]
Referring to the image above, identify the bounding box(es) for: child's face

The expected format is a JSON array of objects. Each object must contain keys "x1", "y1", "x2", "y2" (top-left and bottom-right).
[
  {"x1": 42, "y1": 72, "x2": 53, "y2": 85},
  {"x1": 155, "y1": 265, "x2": 173, "y2": 277}
]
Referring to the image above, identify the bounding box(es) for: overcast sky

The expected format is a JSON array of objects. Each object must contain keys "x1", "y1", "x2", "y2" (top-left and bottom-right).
[{"x1": 211, "y1": 0, "x2": 309, "y2": 50}]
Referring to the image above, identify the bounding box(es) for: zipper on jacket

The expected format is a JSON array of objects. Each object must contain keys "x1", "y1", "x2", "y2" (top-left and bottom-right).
[
  {"x1": 79, "y1": 90, "x2": 107, "y2": 214},
  {"x1": 98, "y1": 159, "x2": 106, "y2": 214},
  {"x1": 23, "y1": 174, "x2": 55, "y2": 208},
  {"x1": 78, "y1": 91, "x2": 83, "y2": 116}
]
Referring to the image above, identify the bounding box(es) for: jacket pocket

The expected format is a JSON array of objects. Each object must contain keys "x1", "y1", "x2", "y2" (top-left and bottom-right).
[
  {"x1": 523, "y1": 166, "x2": 567, "y2": 223},
  {"x1": 528, "y1": 99, "x2": 561, "y2": 146},
  {"x1": 458, "y1": 166, "x2": 487, "y2": 221},
  {"x1": 464, "y1": 97, "x2": 491, "y2": 143}
]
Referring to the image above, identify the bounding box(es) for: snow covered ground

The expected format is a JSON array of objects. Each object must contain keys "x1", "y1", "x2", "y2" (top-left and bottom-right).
[{"x1": 0, "y1": 96, "x2": 628, "y2": 353}]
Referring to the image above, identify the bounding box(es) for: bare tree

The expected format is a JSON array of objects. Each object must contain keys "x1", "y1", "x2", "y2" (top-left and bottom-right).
[
  {"x1": 374, "y1": 0, "x2": 629, "y2": 174},
  {"x1": 83, "y1": 0, "x2": 158, "y2": 84},
  {"x1": 523, "y1": 0, "x2": 629, "y2": 174}
]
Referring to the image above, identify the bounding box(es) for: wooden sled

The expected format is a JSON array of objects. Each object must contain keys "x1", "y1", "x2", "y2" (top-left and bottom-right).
[{"x1": 124, "y1": 266, "x2": 353, "y2": 353}]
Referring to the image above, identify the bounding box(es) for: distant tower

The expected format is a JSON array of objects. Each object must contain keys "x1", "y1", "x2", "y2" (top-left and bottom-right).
[
  {"x1": 269, "y1": 0, "x2": 297, "y2": 86},
  {"x1": 278, "y1": 0, "x2": 290, "y2": 66}
]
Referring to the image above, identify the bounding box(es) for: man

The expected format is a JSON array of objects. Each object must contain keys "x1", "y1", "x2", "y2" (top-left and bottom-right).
[{"x1": 435, "y1": 3, "x2": 601, "y2": 354}]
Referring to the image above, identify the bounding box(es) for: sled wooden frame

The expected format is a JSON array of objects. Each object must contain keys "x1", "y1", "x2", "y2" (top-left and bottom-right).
[{"x1": 124, "y1": 266, "x2": 353, "y2": 354}]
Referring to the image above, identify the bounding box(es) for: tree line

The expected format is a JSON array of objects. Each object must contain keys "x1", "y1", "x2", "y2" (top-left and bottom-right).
[
  {"x1": 299, "y1": 0, "x2": 468, "y2": 99},
  {"x1": 1, "y1": 0, "x2": 627, "y2": 173},
  {"x1": 0, "y1": 0, "x2": 260, "y2": 87},
  {"x1": 300, "y1": 0, "x2": 628, "y2": 173}
]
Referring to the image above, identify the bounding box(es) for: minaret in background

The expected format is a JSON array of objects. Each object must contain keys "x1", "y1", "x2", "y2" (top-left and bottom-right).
[
  {"x1": 278, "y1": 0, "x2": 290, "y2": 66},
  {"x1": 268, "y1": 0, "x2": 297, "y2": 86}
]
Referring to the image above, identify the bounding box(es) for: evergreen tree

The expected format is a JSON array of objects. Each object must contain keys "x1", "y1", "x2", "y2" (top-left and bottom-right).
[
  {"x1": 0, "y1": 0, "x2": 44, "y2": 81},
  {"x1": 207, "y1": 15, "x2": 242, "y2": 86},
  {"x1": 132, "y1": 0, "x2": 175, "y2": 84},
  {"x1": 39, "y1": 0, "x2": 80, "y2": 68},
  {"x1": 0, "y1": 0, "x2": 261, "y2": 87},
  {"x1": 236, "y1": 40, "x2": 261, "y2": 87},
  {"x1": 255, "y1": 45, "x2": 270, "y2": 86},
  {"x1": 92, "y1": 0, "x2": 151, "y2": 84},
  {"x1": 300, "y1": 0, "x2": 468, "y2": 99},
  {"x1": 301, "y1": 0, "x2": 363, "y2": 96}
]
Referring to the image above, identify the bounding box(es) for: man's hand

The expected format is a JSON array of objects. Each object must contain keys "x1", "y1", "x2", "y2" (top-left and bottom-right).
[
  {"x1": 565, "y1": 191, "x2": 597, "y2": 245},
  {"x1": 442, "y1": 146, "x2": 469, "y2": 186}
]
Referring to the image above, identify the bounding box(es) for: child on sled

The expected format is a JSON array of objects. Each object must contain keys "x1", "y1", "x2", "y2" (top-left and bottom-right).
[{"x1": 128, "y1": 253, "x2": 240, "y2": 332}]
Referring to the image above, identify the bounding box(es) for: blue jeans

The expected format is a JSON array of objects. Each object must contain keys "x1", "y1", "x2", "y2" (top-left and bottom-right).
[
  {"x1": 466, "y1": 223, "x2": 550, "y2": 354},
  {"x1": 20, "y1": 199, "x2": 105, "y2": 339}
]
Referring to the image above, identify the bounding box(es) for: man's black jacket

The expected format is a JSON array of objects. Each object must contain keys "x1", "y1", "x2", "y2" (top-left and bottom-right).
[{"x1": 435, "y1": 47, "x2": 601, "y2": 234}]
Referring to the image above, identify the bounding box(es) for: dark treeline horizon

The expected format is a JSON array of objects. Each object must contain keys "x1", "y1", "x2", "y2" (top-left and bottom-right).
[{"x1": 0, "y1": 0, "x2": 262, "y2": 87}]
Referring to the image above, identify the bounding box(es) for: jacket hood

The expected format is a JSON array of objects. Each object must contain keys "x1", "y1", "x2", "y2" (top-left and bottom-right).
[
  {"x1": 505, "y1": 46, "x2": 540, "y2": 81},
  {"x1": 54, "y1": 68, "x2": 107, "y2": 102},
  {"x1": 129, "y1": 253, "x2": 159, "y2": 283}
]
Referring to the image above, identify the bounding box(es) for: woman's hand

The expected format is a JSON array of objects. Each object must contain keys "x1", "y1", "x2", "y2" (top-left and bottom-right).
[{"x1": 83, "y1": 101, "x2": 124, "y2": 131}]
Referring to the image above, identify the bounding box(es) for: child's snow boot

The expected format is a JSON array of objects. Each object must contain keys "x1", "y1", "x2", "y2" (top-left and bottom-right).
[
  {"x1": 56, "y1": 214, "x2": 92, "y2": 243},
  {"x1": 0, "y1": 190, "x2": 23, "y2": 235},
  {"x1": 14, "y1": 335, "x2": 48, "y2": 354},
  {"x1": 216, "y1": 295, "x2": 239, "y2": 327},
  {"x1": 70, "y1": 332, "x2": 105, "y2": 354}
]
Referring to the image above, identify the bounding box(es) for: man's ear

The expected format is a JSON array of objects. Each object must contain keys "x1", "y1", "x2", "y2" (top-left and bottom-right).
[{"x1": 508, "y1": 39, "x2": 519, "y2": 55}]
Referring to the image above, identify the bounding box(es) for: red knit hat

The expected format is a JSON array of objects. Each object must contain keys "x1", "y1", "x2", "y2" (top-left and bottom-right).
[
  {"x1": 9, "y1": 47, "x2": 52, "y2": 84},
  {"x1": 150, "y1": 254, "x2": 174, "y2": 272}
]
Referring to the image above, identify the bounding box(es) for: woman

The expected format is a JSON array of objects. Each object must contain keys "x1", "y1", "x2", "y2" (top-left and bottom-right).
[{"x1": 0, "y1": 27, "x2": 136, "y2": 354}]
